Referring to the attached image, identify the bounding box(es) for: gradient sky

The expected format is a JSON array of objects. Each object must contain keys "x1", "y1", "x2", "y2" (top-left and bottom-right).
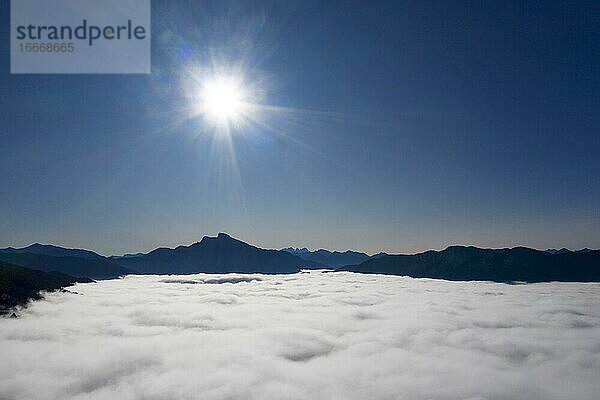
[{"x1": 1, "y1": 0, "x2": 599, "y2": 256}]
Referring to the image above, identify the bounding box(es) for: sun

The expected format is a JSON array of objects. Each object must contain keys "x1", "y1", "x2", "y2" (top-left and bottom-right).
[
  {"x1": 183, "y1": 66, "x2": 265, "y2": 135},
  {"x1": 196, "y1": 75, "x2": 248, "y2": 126}
]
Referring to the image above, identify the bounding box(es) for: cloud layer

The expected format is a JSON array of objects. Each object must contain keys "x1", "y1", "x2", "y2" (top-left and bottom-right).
[{"x1": 1, "y1": 271, "x2": 599, "y2": 400}]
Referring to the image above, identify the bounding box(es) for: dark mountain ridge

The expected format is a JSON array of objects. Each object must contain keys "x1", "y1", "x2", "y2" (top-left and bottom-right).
[
  {"x1": 114, "y1": 233, "x2": 324, "y2": 274},
  {"x1": 340, "y1": 245, "x2": 600, "y2": 282},
  {"x1": 2, "y1": 237, "x2": 598, "y2": 282},
  {"x1": 282, "y1": 247, "x2": 372, "y2": 268},
  {"x1": 0, "y1": 243, "x2": 105, "y2": 260},
  {"x1": 0, "y1": 260, "x2": 92, "y2": 314},
  {"x1": 0, "y1": 252, "x2": 134, "y2": 280}
]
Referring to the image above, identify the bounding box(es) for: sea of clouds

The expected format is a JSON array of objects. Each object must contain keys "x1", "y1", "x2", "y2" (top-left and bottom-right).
[{"x1": 1, "y1": 271, "x2": 599, "y2": 400}]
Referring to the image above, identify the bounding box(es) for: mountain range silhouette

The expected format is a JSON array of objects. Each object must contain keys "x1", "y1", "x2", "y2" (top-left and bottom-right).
[{"x1": 1, "y1": 233, "x2": 599, "y2": 282}]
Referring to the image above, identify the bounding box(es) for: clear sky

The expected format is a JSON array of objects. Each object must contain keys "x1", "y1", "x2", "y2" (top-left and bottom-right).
[{"x1": 1, "y1": 0, "x2": 599, "y2": 256}]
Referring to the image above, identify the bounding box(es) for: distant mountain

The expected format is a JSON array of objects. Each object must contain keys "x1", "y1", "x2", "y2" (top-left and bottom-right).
[
  {"x1": 544, "y1": 248, "x2": 595, "y2": 255},
  {"x1": 545, "y1": 248, "x2": 572, "y2": 254},
  {"x1": 370, "y1": 252, "x2": 388, "y2": 260},
  {"x1": 0, "y1": 243, "x2": 105, "y2": 260},
  {"x1": 282, "y1": 247, "x2": 372, "y2": 268},
  {"x1": 339, "y1": 246, "x2": 600, "y2": 283},
  {"x1": 283, "y1": 247, "x2": 311, "y2": 254},
  {"x1": 110, "y1": 253, "x2": 144, "y2": 260},
  {"x1": 0, "y1": 252, "x2": 134, "y2": 280},
  {"x1": 114, "y1": 233, "x2": 324, "y2": 274},
  {"x1": 0, "y1": 260, "x2": 92, "y2": 314},
  {"x1": 3, "y1": 238, "x2": 597, "y2": 281}
]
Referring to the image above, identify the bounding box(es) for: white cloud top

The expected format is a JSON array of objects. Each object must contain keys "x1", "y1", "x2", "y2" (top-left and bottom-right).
[{"x1": 1, "y1": 271, "x2": 599, "y2": 400}]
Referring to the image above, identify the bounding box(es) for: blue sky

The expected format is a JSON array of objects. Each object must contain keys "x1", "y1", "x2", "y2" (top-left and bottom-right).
[{"x1": 1, "y1": 0, "x2": 599, "y2": 255}]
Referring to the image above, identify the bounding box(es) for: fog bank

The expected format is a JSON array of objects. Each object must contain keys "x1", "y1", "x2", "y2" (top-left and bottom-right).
[{"x1": 1, "y1": 271, "x2": 599, "y2": 400}]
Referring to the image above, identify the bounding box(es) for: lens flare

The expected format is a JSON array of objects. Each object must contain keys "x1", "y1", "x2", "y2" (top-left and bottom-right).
[{"x1": 196, "y1": 76, "x2": 248, "y2": 126}]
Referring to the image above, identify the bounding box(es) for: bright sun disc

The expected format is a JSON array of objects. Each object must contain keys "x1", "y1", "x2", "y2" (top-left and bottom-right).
[{"x1": 198, "y1": 76, "x2": 247, "y2": 125}]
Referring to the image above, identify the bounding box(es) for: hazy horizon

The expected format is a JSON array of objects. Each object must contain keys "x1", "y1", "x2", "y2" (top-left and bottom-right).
[{"x1": 1, "y1": 231, "x2": 598, "y2": 259}]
